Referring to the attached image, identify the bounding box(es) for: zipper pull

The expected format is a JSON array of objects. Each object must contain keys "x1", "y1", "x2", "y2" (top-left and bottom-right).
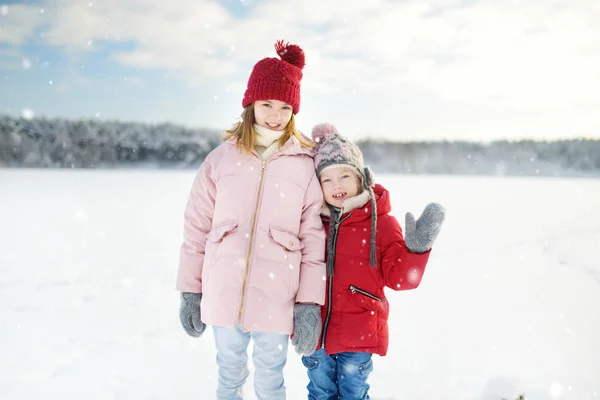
[
  {"x1": 262, "y1": 160, "x2": 266, "y2": 170},
  {"x1": 349, "y1": 286, "x2": 356, "y2": 294}
]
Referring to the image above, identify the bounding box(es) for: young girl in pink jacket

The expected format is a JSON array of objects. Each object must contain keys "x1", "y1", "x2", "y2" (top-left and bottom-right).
[{"x1": 176, "y1": 40, "x2": 326, "y2": 399}]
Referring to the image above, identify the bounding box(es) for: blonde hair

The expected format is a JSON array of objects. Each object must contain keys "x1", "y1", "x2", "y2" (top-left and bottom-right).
[{"x1": 222, "y1": 103, "x2": 314, "y2": 154}]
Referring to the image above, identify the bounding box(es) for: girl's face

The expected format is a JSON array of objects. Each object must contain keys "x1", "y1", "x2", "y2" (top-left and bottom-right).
[
  {"x1": 253, "y1": 100, "x2": 293, "y2": 131},
  {"x1": 319, "y1": 166, "x2": 362, "y2": 208}
]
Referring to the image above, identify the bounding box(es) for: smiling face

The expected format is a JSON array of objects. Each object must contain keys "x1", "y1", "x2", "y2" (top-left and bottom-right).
[
  {"x1": 253, "y1": 99, "x2": 294, "y2": 131},
  {"x1": 319, "y1": 166, "x2": 362, "y2": 208}
]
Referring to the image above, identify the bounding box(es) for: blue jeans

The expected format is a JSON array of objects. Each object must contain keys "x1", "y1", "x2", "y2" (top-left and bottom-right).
[
  {"x1": 302, "y1": 349, "x2": 373, "y2": 400},
  {"x1": 212, "y1": 324, "x2": 289, "y2": 400}
]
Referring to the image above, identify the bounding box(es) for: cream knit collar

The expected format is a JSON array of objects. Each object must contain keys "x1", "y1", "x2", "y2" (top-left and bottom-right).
[
  {"x1": 254, "y1": 124, "x2": 283, "y2": 147},
  {"x1": 254, "y1": 124, "x2": 284, "y2": 160}
]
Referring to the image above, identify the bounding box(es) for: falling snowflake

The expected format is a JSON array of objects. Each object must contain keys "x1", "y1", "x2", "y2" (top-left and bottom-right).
[
  {"x1": 269, "y1": 273, "x2": 275, "y2": 279},
  {"x1": 1, "y1": 5, "x2": 8, "y2": 15},
  {"x1": 280, "y1": 192, "x2": 286, "y2": 198},
  {"x1": 362, "y1": 239, "x2": 366, "y2": 245},
  {"x1": 407, "y1": 268, "x2": 421, "y2": 284},
  {"x1": 21, "y1": 108, "x2": 34, "y2": 120},
  {"x1": 22, "y1": 59, "x2": 32, "y2": 69},
  {"x1": 564, "y1": 327, "x2": 574, "y2": 336},
  {"x1": 277, "y1": 344, "x2": 283, "y2": 351},
  {"x1": 341, "y1": 363, "x2": 354, "y2": 375},
  {"x1": 49, "y1": 80, "x2": 53, "y2": 85},
  {"x1": 237, "y1": 162, "x2": 242, "y2": 166},
  {"x1": 548, "y1": 382, "x2": 564, "y2": 399}
]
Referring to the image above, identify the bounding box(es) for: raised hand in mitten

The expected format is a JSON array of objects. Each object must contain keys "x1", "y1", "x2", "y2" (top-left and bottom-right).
[
  {"x1": 179, "y1": 292, "x2": 206, "y2": 337},
  {"x1": 405, "y1": 203, "x2": 446, "y2": 253},
  {"x1": 291, "y1": 303, "x2": 322, "y2": 356}
]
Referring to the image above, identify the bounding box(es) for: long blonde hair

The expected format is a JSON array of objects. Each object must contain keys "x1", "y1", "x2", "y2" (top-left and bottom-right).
[{"x1": 222, "y1": 103, "x2": 314, "y2": 153}]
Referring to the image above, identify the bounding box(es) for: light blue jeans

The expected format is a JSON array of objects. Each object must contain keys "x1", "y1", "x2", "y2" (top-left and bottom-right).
[{"x1": 212, "y1": 324, "x2": 289, "y2": 400}]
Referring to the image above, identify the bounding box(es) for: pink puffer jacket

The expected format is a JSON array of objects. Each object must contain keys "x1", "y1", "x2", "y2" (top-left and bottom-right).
[{"x1": 176, "y1": 136, "x2": 326, "y2": 334}]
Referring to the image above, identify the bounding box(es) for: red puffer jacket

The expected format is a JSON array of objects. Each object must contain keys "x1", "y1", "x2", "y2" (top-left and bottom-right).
[{"x1": 318, "y1": 183, "x2": 431, "y2": 356}]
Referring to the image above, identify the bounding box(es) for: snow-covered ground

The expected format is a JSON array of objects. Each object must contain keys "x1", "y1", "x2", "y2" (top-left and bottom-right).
[{"x1": 1, "y1": 169, "x2": 598, "y2": 400}]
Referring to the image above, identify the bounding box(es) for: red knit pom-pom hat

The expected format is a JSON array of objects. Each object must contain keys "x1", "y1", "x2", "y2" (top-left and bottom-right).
[{"x1": 242, "y1": 40, "x2": 306, "y2": 114}]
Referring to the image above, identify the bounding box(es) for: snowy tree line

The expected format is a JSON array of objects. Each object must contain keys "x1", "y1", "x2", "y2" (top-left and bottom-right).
[
  {"x1": 1, "y1": 114, "x2": 599, "y2": 177},
  {"x1": 359, "y1": 138, "x2": 600, "y2": 177},
  {"x1": 0, "y1": 115, "x2": 221, "y2": 169}
]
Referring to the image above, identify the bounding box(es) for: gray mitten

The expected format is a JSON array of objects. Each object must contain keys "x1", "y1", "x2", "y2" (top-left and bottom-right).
[
  {"x1": 179, "y1": 292, "x2": 206, "y2": 337},
  {"x1": 291, "y1": 303, "x2": 322, "y2": 356},
  {"x1": 405, "y1": 202, "x2": 446, "y2": 253}
]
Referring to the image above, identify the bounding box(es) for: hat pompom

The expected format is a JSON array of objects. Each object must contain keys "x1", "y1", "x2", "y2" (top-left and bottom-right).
[
  {"x1": 275, "y1": 40, "x2": 305, "y2": 69},
  {"x1": 312, "y1": 123, "x2": 338, "y2": 143}
]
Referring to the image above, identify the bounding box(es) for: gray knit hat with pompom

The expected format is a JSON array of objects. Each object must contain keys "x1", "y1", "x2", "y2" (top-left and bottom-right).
[{"x1": 311, "y1": 123, "x2": 377, "y2": 270}]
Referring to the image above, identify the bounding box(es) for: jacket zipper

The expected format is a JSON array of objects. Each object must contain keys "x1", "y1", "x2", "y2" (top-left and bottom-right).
[
  {"x1": 349, "y1": 285, "x2": 382, "y2": 302},
  {"x1": 237, "y1": 159, "x2": 267, "y2": 323},
  {"x1": 236, "y1": 142, "x2": 294, "y2": 324},
  {"x1": 321, "y1": 212, "x2": 352, "y2": 349}
]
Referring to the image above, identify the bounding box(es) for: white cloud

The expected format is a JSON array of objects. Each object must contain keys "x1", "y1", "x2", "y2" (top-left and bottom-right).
[
  {"x1": 2, "y1": 0, "x2": 600, "y2": 139},
  {"x1": 0, "y1": 4, "x2": 42, "y2": 45}
]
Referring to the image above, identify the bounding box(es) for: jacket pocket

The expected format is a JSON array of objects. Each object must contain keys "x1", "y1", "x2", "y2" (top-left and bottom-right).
[
  {"x1": 270, "y1": 226, "x2": 303, "y2": 296},
  {"x1": 203, "y1": 221, "x2": 239, "y2": 274},
  {"x1": 349, "y1": 285, "x2": 382, "y2": 305},
  {"x1": 252, "y1": 226, "x2": 303, "y2": 299},
  {"x1": 207, "y1": 221, "x2": 239, "y2": 243},
  {"x1": 338, "y1": 287, "x2": 381, "y2": 348},
  {"x1": 269, "y1": 226, "x2": 303, "y2": 251}
]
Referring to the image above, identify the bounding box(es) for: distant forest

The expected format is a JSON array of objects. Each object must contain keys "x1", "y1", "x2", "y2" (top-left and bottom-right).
[{"x1": 1, "y1": 114, "x2": 599, "y2": 177}]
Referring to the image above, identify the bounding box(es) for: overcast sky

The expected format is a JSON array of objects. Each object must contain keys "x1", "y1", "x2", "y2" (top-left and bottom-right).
[{"x1": 1, "y1": 0, "x2": 599, "y2": 141}]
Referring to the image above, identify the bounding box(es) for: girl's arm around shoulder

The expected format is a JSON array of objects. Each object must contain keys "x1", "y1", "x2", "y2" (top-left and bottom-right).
[
  {"x1": 295, "y1": 173, "x2": 327, "y2": 305},
  {"x1": 378, "y1": 214, "x2": 431, "y2": 291},
  {"x1": 176, "y1": 156, "x2": 217, "y2": 293}
]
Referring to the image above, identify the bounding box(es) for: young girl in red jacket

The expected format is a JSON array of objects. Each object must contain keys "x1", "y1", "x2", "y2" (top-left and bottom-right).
[{"x1": 298, "y1": 123, "x2": 446, "y2": 399}]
